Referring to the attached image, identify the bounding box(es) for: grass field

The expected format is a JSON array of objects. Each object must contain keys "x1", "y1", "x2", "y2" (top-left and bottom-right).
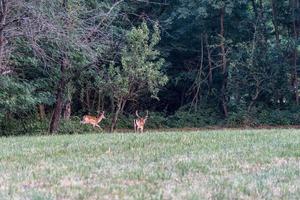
[{"x1": 1, "y1": 129, "x2": 300, "y2": 200}]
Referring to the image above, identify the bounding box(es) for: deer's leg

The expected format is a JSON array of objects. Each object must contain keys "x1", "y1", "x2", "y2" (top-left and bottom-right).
[
  {"x1": 96, "y1": 124, "x2": 101, "y2": 129},
  {"x1": 134, "y1": 120, "x2": 136, "y2": 133}
]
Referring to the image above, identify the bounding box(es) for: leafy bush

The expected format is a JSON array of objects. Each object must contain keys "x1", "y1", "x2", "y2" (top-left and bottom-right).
[
  {"x1": 0, "y1": 117, "x2": 48, "y2": 136},
  {"x1": 256, "y1": 108, "x2": 300, "y2": 125},
  {"x1": 145, "y1": 112, "x2": 168, "y2": 129},
  {"x1": 167, "y1": 108, "x2": 221, "y2": 128},
  {"x1": 58, "y1": 117, "x2": 96, "y2": 134},
  {"x1": 226, "y1": 111, "x2": 257, "y2": 127},
  {"x1": 2, "y1": 106, "x2": 300, "y2": 136},
  {"x1": 0, "y1": 76, "x2": 37, "y2": 123}
]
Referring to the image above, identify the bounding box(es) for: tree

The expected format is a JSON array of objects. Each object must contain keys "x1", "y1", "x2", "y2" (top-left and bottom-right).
[
  {"x1": 3, "y1": 0, "x2": 300, "y2": 133},
  {"x1": 0, "y1": 0, "x2": 23, "y2": 75},
  {"x1": 24, "y1": 0, "x2": 126, "y2": 133},
  {"x1": 0, "y1": 76, "x2": 36, "y2": 121},
  {"x1": 108, "y1": 22, "x2": 168, "y2": 131}
]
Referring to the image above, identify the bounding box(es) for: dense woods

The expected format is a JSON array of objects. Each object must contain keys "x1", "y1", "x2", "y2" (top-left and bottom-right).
[{"x1": 1, "y1": 0, "x2": 300, "y2": 135}]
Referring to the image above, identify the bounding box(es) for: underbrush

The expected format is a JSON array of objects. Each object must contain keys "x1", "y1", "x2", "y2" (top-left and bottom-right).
[
  {"x1": 226, "y1": 107, "x2": 300, "y2": 127},
  {"x1": 1, "y1": 107, "x2": 300, "y2": 136}
]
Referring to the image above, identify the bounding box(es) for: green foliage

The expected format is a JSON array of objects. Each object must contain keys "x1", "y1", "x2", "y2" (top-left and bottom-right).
[
  {"x1": 167, "y1": 109, "x2": 222, "y2": 128},
  {"x1": 0, "y1": 117, "x2": 48, "y2": 136},
  {"x1": 226, "y1": 110, "x2": 256, "y2": 127},
  {"x1": 256, "y1": 108, "x2": 300, "y2": 126},
  {"x1": 0, "y1": 76, "x2": 37, "y2": 119},
  {"x1": 58, "y1": 117, "x2": 98, "y2": 134},
  {"x1": 107, "y1": 22, "x2": 168, "y2": 101},
  {"x1": 0, "y1": 75, "x2": 54, "y2": 134},
  {"x1": 145, "y1": 112, "x2": 168, "y2": 129},
  {"x1": 2, "y1": 0, "x2": 300, "y2": 133}
]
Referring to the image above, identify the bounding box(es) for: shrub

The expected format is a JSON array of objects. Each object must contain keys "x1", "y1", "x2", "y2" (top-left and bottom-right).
[
  {"x1": 256, "y1": 108, "x2": 300, "y2": 125},
  {"x1": 167, "y1": 108, "x2": 221, "y2": 128},
  {"x1": 144, "y1": 112, "x2": 168, "y2": 129},
  {"x1": 0, "y1": 116, "x2": 48, "y2": 136},
  {"x1": 58, "y1": 117, "x2": 97, "y2": 134},
  {"x1": 226, "y1": 111, "x2": 257, "y2": 127}
]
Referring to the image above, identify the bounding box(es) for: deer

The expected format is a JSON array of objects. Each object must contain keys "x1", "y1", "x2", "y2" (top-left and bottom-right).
[
  {"x1": 80, "y1": 111, "x2": 106, "y2": 128},
  {"x1": 134, "y1": 110, "x2": 148, "y2": 133}
]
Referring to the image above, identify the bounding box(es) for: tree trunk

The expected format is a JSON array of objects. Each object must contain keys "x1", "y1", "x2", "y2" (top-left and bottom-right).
[
  {"x1": 248, "y1": 81, "x2": 260, "y2": 112},
  {"x1": 110, "y1": 95, "x2": 115, "y2": 113},
  {"x1": 180, "y1": 90, "x2": 185, "y2": 107},
  {"x1": 271, "y1": 0, "x2": 280, "y2": 45},
  {"x1": 48, "y1": 0, "x2": 70, "y2": 133},
  {"x1": 292, "y1": 0, "x2": 299, "y2": 105},
  {"x1": 110, "y1": 99, "x2": 126, "y2": 132},
  {"x1": 63, "y1": 100, "x2": 71, "y2": 120},
  {"x1": 120, "y1": 99, "x2": 127, "y2": 114},
  {"x1": 110, "y1": 101, "x2": 121, "y2": 132},
  {"x1": 49, "y1": 57, "x2": 68, "y2": 133},
  {"x1": 205, "y1": 34, "x2": 213, "y2": 87},
  {"x1": 0, "y1": 0, "x2": 7, "y2": 70},
  {"x1": 293, "y1": 49, "x2": 299, "y2": 105},
  {"x1": 251, "y1": 0, "x2": 257, "y2": 19},
  {"x1": 220, "y1": 7, "x2": 229, "y2": 118},
  {"x1": 86, "y1": 88, "x2": 91, "y2": 113},
  {"x1": 191, "y1": 35, "x2": 204, "y2": 111},
  {"x1": 97, "y1": 91, "x2": 102, "y2": 112},
  {"x1": 38, "y1": 104, "x2": 46, "y2": 120},
  {"x1": 92, "y1": 90, "x2": 97, "y2": 112}
]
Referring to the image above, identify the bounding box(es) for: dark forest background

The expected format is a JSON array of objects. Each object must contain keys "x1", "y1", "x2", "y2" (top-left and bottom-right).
[{"x1": 1, "y1": 0, "x2": 300, "y2": 135}]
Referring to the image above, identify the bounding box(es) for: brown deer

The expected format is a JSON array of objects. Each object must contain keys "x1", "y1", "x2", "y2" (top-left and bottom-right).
[
  {"x1": 134, "y1": 110, "x2": 148, "y2": 133},
  {"x1": 80, "y1": 111, "x2": 106, "y2": 128}
]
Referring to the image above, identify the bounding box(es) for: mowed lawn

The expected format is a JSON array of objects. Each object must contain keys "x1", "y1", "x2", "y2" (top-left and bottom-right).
[{"x1": 1, "y1": 130, "x2": 300, "y2": 200}]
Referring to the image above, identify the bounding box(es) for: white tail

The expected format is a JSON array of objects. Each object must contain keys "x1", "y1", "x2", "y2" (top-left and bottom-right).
[
  {"x1": 134, "y1": 110, "x2": 148, "y2": 133},
  {"x1": 80, "y1": 111, "x2": 106, "y2": 128}
]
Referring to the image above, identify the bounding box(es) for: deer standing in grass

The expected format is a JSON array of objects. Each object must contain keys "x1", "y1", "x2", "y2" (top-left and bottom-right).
[
  {"x1": 134, "y1": 110, "x2": 148, "y2": 133},
  {"x1": 80, "y1": 111, "x2": 106, "y2": 128}
]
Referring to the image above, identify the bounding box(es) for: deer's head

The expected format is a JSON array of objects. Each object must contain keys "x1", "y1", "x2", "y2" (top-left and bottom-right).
[
  {"x1": 97, "y1": 111, "x2": 106, "y2": 120},
  {"x1": 136, "y1": 110, "x2": 148, "y2": 125}
]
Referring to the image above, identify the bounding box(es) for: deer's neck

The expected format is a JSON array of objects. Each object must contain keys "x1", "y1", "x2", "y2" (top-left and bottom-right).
[{"x1": 97, "y1": 116, "x2": 103, "y2": 123}]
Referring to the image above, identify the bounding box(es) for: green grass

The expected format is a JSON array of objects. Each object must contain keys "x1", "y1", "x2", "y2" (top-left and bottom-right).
[{"x1": 1, "y1": 129, "x2": 300, "y2": 200}]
